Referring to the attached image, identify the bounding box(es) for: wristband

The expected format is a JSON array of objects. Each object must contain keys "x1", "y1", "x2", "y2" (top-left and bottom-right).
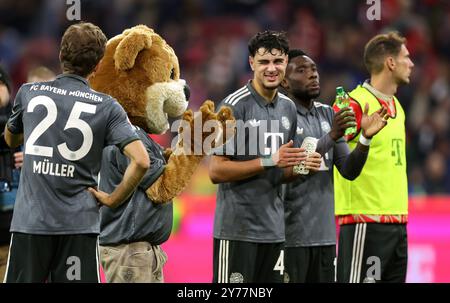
[
  {"x1": 260, "y1": 156, "x2": 275, "y2": 167},
  {"x1": 359, "y1": 134, "x2": 372, "y2": 146}
]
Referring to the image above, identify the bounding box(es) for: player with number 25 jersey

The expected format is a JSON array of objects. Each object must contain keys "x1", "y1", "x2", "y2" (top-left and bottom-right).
[
  {"x1": 7, "y1": 75, "x2": 138, "y2": 234},
  {"x1": 3, "y1": 22, "x2": 149, "y2": 283}
]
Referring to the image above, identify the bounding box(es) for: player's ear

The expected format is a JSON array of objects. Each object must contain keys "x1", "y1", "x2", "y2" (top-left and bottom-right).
[
  {"x1": 386, "y1": 56, "x2": 395, "y2": 71},
  {"x1": 249, "y1": 56, "x2": 255, "y2": 71}
]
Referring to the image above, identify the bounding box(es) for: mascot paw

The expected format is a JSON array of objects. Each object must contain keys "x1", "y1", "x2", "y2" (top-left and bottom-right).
[{"x1": 176, "y1": 100, "x2": 235, "y2": 155}]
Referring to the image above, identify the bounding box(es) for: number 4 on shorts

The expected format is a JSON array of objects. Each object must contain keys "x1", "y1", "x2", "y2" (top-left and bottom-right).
[{"x1": 274, "y1": 250, "x2": 284, "y2": 275}]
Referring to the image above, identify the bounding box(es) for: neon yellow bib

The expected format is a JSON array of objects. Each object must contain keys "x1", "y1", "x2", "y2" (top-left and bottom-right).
[{"x1": 334, "y1": 85, "x2": 408, "y2": 215}]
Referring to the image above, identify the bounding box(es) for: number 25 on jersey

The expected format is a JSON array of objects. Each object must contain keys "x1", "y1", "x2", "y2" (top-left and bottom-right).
[{"x1": 25, "y1": 95, "x2": 96, "y2": 161}]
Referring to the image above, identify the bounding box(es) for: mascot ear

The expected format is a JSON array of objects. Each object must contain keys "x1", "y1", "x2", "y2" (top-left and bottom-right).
[{"x1": 114, "y1": 30, "x2": 153, "y2": 71}]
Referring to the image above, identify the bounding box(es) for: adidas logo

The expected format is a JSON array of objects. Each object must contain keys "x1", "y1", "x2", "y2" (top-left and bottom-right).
[{"x1": 248, "y1": 119, "x2": 261, "y2": 127}]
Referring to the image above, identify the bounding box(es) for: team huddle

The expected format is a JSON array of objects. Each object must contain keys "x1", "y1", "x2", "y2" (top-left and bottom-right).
[{"x1": 2, "y1": 22, "x2": 413, "y2": 283}]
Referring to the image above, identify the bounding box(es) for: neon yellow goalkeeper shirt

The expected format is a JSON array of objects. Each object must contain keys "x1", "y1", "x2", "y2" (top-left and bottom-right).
[{"x1": 334, "y1": 84, "x2": 408, "y2": 215}]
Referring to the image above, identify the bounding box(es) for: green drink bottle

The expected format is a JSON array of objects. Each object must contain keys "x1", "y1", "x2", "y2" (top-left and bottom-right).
[{"x1": 333, "y1": 86, "x2": 356, "y2": 136}]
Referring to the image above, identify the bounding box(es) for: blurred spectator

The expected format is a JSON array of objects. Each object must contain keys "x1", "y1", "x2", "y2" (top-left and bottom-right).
[
  {"x1": 10, "y1": 65, "x2": 57, "y2": 171},
  {"x1": 0, "y1": 64, "x2": 12, "y2": 186},
  {"x1": 0, "y1": 64, "x2": 16, "y2": 247},
  {"x1": 0, "y1": 66, "x2": 9, "y2": 109},
  {"x1": 424, "y1": 151, "x2": 450, "y2": 194},
  {"x1": 26, "y1": 65, "x2": 56, "y2": 83}
]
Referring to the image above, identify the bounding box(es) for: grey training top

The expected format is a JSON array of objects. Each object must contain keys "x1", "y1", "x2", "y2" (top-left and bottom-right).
[
  {"x1": 99, "y1": 127, "x2": 172, "y2": 245},
  {"x1": 7, "y1": 74, "x2": 138, "y2": 234},
  {"x1": 214, "y1": 81, "x2": 298, "y2": 243},
  {"x1": 284, "y1": 101, "x2": 368, "y2": 247}
]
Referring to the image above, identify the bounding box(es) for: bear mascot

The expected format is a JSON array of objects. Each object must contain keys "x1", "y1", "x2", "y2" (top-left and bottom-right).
[{"x1": 89, "y1": 25, "x2": 234, "y2": 283}]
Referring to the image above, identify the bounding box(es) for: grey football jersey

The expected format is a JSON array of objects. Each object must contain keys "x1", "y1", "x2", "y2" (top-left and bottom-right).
[
  {"x1": 213, "y1": 82, "x2": 297, "y2": 243},
  {"x1": 6, "y1": 74, "x2": 139, "y2": 234},
  {"x1": 284, "y1": 101, "x2": 342, "y2": 247},
  {"x1": 99, "y1": 127, "x2": 172, "y2": 245}
]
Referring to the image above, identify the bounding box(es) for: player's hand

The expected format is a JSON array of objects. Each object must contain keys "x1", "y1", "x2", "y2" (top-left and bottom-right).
[
  {"x1": 329, "y1": 107, "x2": 356, "y2": 141},
  {"x1": 272, "y1": 140, "x2": 307, "y2": 168},
  {"x1": 304, "y1": 152, "x2": 322, "y2": 172},
  {"x1": 88, "y1": 187, "x2": 113, "y2": 207},
  {"x1": 361, "y1": 103, "x2": 389, "y2": 138},
  {"x1": 13, "y1": 151, "x2": 23, "y2": 169}
]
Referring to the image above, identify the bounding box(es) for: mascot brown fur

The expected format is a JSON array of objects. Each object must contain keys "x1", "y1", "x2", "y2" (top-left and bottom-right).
[{"x1": 89, "y1": 24, "x2": 235, "y2": 203}]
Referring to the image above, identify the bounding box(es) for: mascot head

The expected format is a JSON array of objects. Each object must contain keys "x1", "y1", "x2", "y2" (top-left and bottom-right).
[{"x1": 89, "y1": 25, "x2": 189, "y2": 134}]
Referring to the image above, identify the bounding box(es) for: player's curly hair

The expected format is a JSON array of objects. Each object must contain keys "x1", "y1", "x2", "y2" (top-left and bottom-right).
[
  {"x1": 248, "y1": 30, "x2": 289, "y2": 57},
  {"x1": 288, "y1": 49, "x2": 308, "y2": 63},
  {"x1": 60, "y1": 22, "x2": 107, "y2": 77}
]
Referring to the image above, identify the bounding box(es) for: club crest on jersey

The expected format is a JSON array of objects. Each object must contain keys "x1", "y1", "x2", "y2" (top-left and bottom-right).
[
  {"x1": 281, "y1": 116, "x2": 290, "y2": 130},
  {"x1": 321, "y1": 121, "x2": 331, "y2": 133}
]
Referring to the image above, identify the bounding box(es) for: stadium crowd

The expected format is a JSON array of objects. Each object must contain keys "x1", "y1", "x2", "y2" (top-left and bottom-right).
[{"x1": 0, "y1": 0, "x2": 449, "y2": 194}]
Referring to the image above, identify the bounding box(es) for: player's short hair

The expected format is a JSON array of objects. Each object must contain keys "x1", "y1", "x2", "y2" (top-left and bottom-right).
[
  {"x1": 60, "y1": 22, "x2": 107, "y2": 77},
  {"x1": 288, "y1": 49, "x2": 308, "y2": 63},
  {"x1": 248, "y1": 30, "x2": 289, "y2": 57},
  {"x1": 364, "y1": 31, "x2": 406, "y2": 74},
  {"x1": 27, "y1": 66, "x2": 56, "y2": 82}
]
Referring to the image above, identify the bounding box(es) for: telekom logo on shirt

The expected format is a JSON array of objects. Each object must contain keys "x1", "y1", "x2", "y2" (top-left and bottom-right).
[{"x1": 264, "y1": 133, "x2": 284, "y2": 155}]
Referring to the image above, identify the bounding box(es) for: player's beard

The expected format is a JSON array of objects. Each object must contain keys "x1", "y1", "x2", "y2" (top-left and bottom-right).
[{"x1": 292, "y1": 87, "x2": 320, "y2": 102}]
